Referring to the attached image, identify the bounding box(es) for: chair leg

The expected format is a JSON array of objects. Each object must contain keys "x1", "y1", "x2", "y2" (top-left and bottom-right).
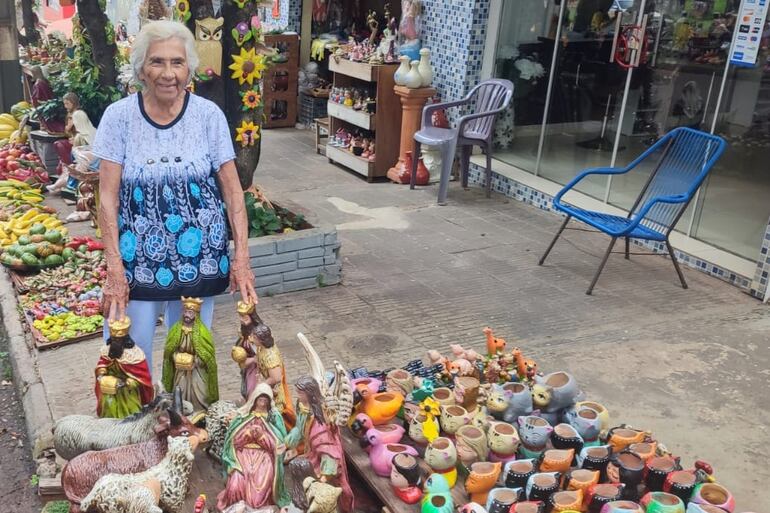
[
  {"x1": 665, "y1": 240, "x2": 688, "y2": 289},
  {"x1": 485, "y1": 147, "x2": 493, "y2": 198},
  {"x1": 437, "y1": 139, "x2": 458, "y2": 206},
  {"x1": 625, "y1": 237, "x2": 630, "y2": 259},
  {"x1": 586, "y1": 237, "x2": 617, "y2": 295},
  {"x1": 538, "y1": 215, "x2": 571, "y2": 265},
  {"x1": 409, "y1": 141, "x2": 421, "y2": 190},
  {"x1": 460, "y1": 145, "x2": 471, "y2": 188}
]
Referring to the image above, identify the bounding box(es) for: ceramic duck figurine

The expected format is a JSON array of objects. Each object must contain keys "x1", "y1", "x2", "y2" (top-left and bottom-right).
[
  {"x1": 364, "y1": 427, "x2": 419, "y2": 477},
  {"x1": 422, "y1": 474, "x2": 454, "y2": 513},
  {"x1": 354, "y1": 420, "x2": 405, "y2": 452},
  {"x1": 354, "y1": 387, "x2": 404, "y2": 425}
]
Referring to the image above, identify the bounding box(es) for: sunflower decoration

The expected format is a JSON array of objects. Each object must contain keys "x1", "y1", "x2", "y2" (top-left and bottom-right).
[
  {"x1": 175, "y1": 0, "x2": 191, "y2": 22},
  {"x1": 240, "y1": 89, "x2": 262, "y2": 111},
  {"x1": 229, "y1": 47, "x2": 267, "y2": 86},
  {"x1": 419, "y1": 397, "x2": 441, "y2": 442},
  {"x1": 235, "y1": 120, "x2": 260, "y2": 147},
  {"x1": 233, "y1": 0, "x2": 250, "y2": 8}
]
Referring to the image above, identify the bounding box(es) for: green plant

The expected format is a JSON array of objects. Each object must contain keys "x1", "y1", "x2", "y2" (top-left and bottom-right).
[
  {"x1": 30, "y1": 474, "x2": 39, "y2": 487},
  {"x1": 244, "y1": 193, "x2": 306, "y2": 238}
]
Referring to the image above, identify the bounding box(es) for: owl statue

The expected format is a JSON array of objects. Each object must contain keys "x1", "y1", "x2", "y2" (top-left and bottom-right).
[{"x1": 194, "y1": 17, "x2": 224, "y2": 76}]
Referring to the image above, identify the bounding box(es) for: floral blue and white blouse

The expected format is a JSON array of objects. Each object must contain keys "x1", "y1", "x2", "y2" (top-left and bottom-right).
[{"x1": 92, "y1": 91, "x2": 236, "y2": 301}]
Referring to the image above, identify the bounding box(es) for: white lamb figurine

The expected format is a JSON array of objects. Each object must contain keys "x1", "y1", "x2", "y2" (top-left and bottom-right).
[{"x1": 80, "y1": 436, "x2": 196, "y2": 513}]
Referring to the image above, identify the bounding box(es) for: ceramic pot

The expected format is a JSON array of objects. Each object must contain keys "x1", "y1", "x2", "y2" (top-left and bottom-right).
[
  {"x1": 425, "y1": 437, "x2": 458, "y2": 487},
  {"x1": 404, "y1": 60, "x2": 423, "y2": 89},
  {"x1": 394, "y1": 55, "x2": 410, "y2": 86},
  {"x1": 586, "y1": 483, "x2": 625, "y2": 513},
  {"x1": 465, "y1": 461, "x2": 502, "y2": 505},
  {"x1": 518, "y1": 416, "x2": 553, "y2": 459},
  {"x1": 455, "y1": 376, "x2": 480, "y2": 411},
  {"x1": 440, "y1": 405, "x2": 472, "y2": 436},
  {"x1": 512, "y1": 502, "x2": 545, "y2": 513},
  {"x1": 663, "y1": 471, "x2": 697, "y2": 505},
  {"x1": 540, "y1": 448, "x2": 575, "y2": 474},
  {"x1": 607, "y1": 427, "x2": 647, "y2": 454},
  {"x1": 386, "y1": 369, "x2": 414, "y2": 396},
  {"x1": 488, "y1": 421, "x2": 520, "y2": 462},
  {"x1": 368, "y1": 438, "x2": 419, "y2": 477},
  {"x1": 600, "y1": 501, "x2": 644, "y2": 513},
  {"x1": 526, "y1": 472, "x2": 561, "y2": 502},
  {"x1": 645, "y1": 456, "x2": 679, "y2": 492},
  {"x1": 685, "y1": 504, "x2": 729, "y2": 513},
  {"x1": 418, "y1": 48, "x2": 433, "y2": 87},
  {"x1": 551, "y1": 490, "x2": 584, "y2": 513},
  {"x1": 486, "y1": 487, "x2": 522, "y2": 513},
  {"x1": 629, "y1": 441, "x2": 657, "y2": 462},
  {"x1": 409, "y1": 412, "x2": 440, "y2": 445},
  {"x1": 502, "y1": 382, "x2": 534, "y2": 423},
  {"x1": 456, "y1": 425, "x2": 489, "y2": 465},
  {"x1": 567, "y1": 468, "x2": 601, "y2": 494},
  {"x1": 352, "y1": 377, "x2": 383, "y2": 396},
  {"x1": 641, "y1": 492, "x2": 686, "y2": 513},
  {"x1": 565, "y1": 405, "x2": 602, "y2": 445},
  {"x1": 574, "y1": 401, "x2": 610, "y2": 434},
  {"x1": 360, "y1": 424, "x2": 405, "y2": 451},
  {"x1": 577, "y1": 445, "x2": 613, "y2": 481},
  {"x1": 539, "y1": 372, "x2": 579, "y2": 411},
  {"x1": 390, "y1": 453, "x2": 423, "y2": 504},
  {"x1": 361, "y1": 391, "x2": 404, "y2": 425},
  {"x1": 552, "y1": 423, "x2": 584, "y2": 458},
  {"x1": 505, "y1": 458, "x2": 538, "y2": 489},
  {"x1": 690, "y1": 484, "x2": 734, "y2": 513},
  {"x1": 607, "y1": 451, "x2": 645, "y2": 501},
  {"x1": 487, "y1": 384, "x2": 512, "y2": 420},
  {"x1": 422, "y1": 494, "x2": 453, "y2": 513},
  {"x1": 433, "y1": 387, "x2": 455, "y2": 407}
]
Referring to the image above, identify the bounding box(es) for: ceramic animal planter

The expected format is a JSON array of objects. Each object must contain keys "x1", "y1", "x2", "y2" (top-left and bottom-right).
[
  {"x1": 433, "y1": 387, "x2": 455, "y2": 407},
  {"x1": 540, "y1": 448, "x2": 576, "y2": 474},
  {"x1": 629, "y1": 441, "x2": 657, "y2": 462},
  {"x1": 355, "y1": 389, "x2": 404, "y2": 425},
  {"x1": 440, "y1": 405, "x2": 472, "y2": 436},
  {"x1": 550, "y1": 490, "x2": 584, "y2": 512},
  {"x1": 564, "y1": 405, "x2": 602, "y2": 446},
  {"x1": 465, "y1": 461, "x2": 502, "y2": 505},
  {"x1": 409, "y1": 412, "x2": 440, "y2": 446},
  {"x1": 487, "y1": 385, "x2": 511, "y2": 420},
  {"x1": 486, "y1": 487, "x2": 522, "y2": 513},
  {"x1": 386, "y1": 369, "x2": 415, "y2": 396},
  {"x1": 352, "y1": 377, "x2": 383, "y2": 396},
  {"x1": 526, "y1": 472, "x2": 561, "y2": 502},
  {"x1": 577, "y1": 445, "x2": 613, "y2": 481},
  {"x1": 685, "y1": 504, "x2": 730, "y2": 513},
  {"x1": 518, "y1": 416, "x2": 553, "y2": 459},
  {"x1": 607, "y1": 451, "x2": 645, "y2": 501},
  {"x1": 663, "y1": 471, "x2": 697, "y2": 505},
  {"x1": 552, "y1": 423, "x2": 584, "y2": 458},
  {"x1": 502, "y1": 382, "x2": 534, "y2": 423},
  {"x1": 456, "y1": 425, "x2": 489, "y2": 466},
  {"x1": 512, "y1": 502, "x2": 546, "y2": 513},
  {"x1": 566, "y1": 469, "x2": 601, "y2": 494},
  {"x1": 488, "y1": 421, "x2": 520, "y2": 462},
  {"x1": 607, "y1": 427, "x2": 647, "y2": 453},
  {"x1": 531, "y1": 384, "x2": 552, "y2": 410},
  {"x1": 690, "y1": 483, "x2": 734, "y2": 513},
  {"x1": 600, "y1": 501, "x2": 645, "y2": 513},
  {"x1": 585, "y1": 483, "x2": 625, "y2": 513},
  {"x1": 390, "y1": 453, "x2": 423, "y2": 504},
  {"x1": 537, "y1": 372, "x2": 579, "y2": 412},
  {"x1": 641, "y1": 492, "x2": 686, "y2": 513},
  {"x1": 454, "y1": 377, "x2": 480, "y2": 411},
  {"x1": 504, "y1": 459, "x2": 538, "y2": 489},
  {"x1": 645, "y1": 456, "x2": 679, "y2": 492},
  {"x1": 366, "y1": 428, "x2": 419, "y2": 477},
  {"x1": 574, "y1": 401, "x2": 610, "y2": 435},
  {"x1": 424, "y1": 437, "x2": 458, "y2": 487},
  {"x1": 359, "y1": 424, "x2": 405, "y2": 452},
  {"x1": 422, "y1": 474, "x2": 453, "y2": 513}
]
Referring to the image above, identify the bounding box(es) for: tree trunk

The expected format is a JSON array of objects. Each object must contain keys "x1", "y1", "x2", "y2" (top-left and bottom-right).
[
  {"x1": 20, "y1": 0, "x2": 39, "y2": 45},
  {"x1": 76, "y1": 0, "x2": 118, "y2": 89},
  {"x1": 187, "y1": 0, "x2": 226, "y2": 109}
]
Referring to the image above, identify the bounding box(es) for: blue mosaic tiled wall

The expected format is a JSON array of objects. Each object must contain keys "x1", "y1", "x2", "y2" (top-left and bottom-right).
[
  {"x1": 263, "y1": 0, "x2": 291, "y2": 31},
  {"x1": 467, "y1": 162, "x2": 763, "y2": 298},
  {"x1": 288, "y1": 0, "x2": 302, "y2": 33}
]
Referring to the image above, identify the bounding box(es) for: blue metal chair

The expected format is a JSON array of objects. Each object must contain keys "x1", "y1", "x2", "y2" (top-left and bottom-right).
[
  {"x1": 538, "y1": 127, "x2": 727, "y2": 295},
  {"x1": 410, "y1": 79, "x2": 514, "y2": 205}
]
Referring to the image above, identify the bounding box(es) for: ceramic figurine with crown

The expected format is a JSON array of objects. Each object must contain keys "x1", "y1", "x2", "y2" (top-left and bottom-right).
[
  {"x1": 95, "y1": 317, "x2": 154, "y2": 418},
  {"x1": 162, "y1": 297, "x2": 218, "y2": 423}
]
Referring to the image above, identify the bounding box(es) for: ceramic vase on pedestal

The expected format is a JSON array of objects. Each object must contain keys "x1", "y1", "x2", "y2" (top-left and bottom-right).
[
  {"x1": 418, "y1": 48, "x2": 433, "y2": 86},
  {"x1": 394, "y1": 55, "x2": 410, "y2": 86},
  {"x1": 404, "y1": 60, "x2": 423, "y2": 88},
  {"x1": 387, "y1": 85, "x2": 437, "y2": 184}
]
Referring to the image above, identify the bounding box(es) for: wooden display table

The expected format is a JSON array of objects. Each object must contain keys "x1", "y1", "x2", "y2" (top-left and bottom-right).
[{"x1": 340, "y1": 427, "x2": 469, "y2": 513}]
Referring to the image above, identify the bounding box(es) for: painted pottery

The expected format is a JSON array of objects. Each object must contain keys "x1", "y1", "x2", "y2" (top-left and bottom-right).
[
  {"x1": 531, "y1": 383, "x2": 553, "y2": 410},
  {"x1": 350, "y1": 413, "x2": 374, "y2": 439},
  {"x1": 433, "y1": 387, "x2": 455, "y2": 407},
  {"x1": 645, "y1": 456, "x2": 679, "y2": 492},
  {"x1": 552, "y1": 423, "x2": 584, "y2": 458},
  {"x1": 404, "y1": 60, "x2": 423, "y2": 89},
  {"x1": 470, "y1": 406, "x2": 491, "y2": 430},
  {"x1": 685, "y1": 503, "x2": 730, "y2": 513},
  {"x1": 465, "y1": 461, "x2": 502, "y2": 505},
  {"x1": 456, "y1": 425, "x2": 489, "y2": 466},
  {"x1": 455, "y1": 376, "x2": 480, "y2": 411},
  {"x1": 356, "y1": 389, "x2": 404, "y2": 425},
  {"x1": 386, "y1": 369, "x2": 415, "y2": 396},
  {"x1": 607, "y1": 427, "x2": 646, "y2": 453},
  {"x1": 425, "y1": 437, "x2": 458, "y2": 487},
  {"x1": 600, "y1": 501, "x2": 645, "y2": 513},
  {"x1": 352, "y1": 377, "x2": 383, "y2": 396},
  {"x1": 459, "y1": 503, "x2": 489, "y2": 513},
  {"x1": 586, "y1": 483, "x2": 626, "y2": 513},
  {"x1": 487, "y1": 384, "x2": 511, "y2": 420},
  {"x1": 390, "y1": 453, "x2": 423, "y2": 504},
  {"x1": 550, "y1": 490, "x2": 584, "y2": 513},
  {"x1": 502, "y1": 382, "x2": 534, "y2": 423},
  {"x1": 663, "y1": 471, "x2": 697, "y2": 505},
  {"x1": 518, "y1": 416, "x2": 553, "y2": 459},
  {"x1": 360, "y1": 423, "x2": 405, "y2": 452},
  {"x1": 577, "y1": 445, "x2": 613, "y2": 480},
  {"x1": 418, "y1": 48, "x2": 433, "y2": 87},
  {"x1": 628, "y1": 441, "x2": 657, "y2": 462},
  {"x1": 607, "y1": 451, "x2": 645, "y2": 501},
  {"x1": 422, "y1": 474, "x2": 453, "y2": 513},
  {"x1": 526, "y1": 472, "x2": 561, "y2": 502},
  {"x1": 641, "y1": 492, "x2": 686, "y2": 513},
  {"x1": 488, "y1": 421, "x2": 520, "y2": 461},
  {"x1": 486, "y1": 487, "x2": 522, "y2": 513},
  {"x1": 512, "y1": 501, "x2": 546, "y2": 513},
  {"x1": 366, "y1": 428, "x2": 419, "y2": 477},
  {"x1": 394, "y1": 55, "x2": 410, "y2": 86},
  {"x1": 574, "y1": 401, "x2": 610, "y2": 434},
  {"x1": 440, "y1": 405, "x2": 472, "y2": 436},
  {"x1": 540, "y1": 448, "x2": 575, "y2": 474},
  {"x1": 565, "y1": 405, "x2": 602, "y2": 446},
  {"x1": 690, "y1": 484, "x2": 734, "y2": 513},
  {"x1": 505, "y1": 458, "x2": 539, "y2": 489},
  {"x1": 566, "y1": 468, "x2": 601, "y2": 494},
  {"x1": 538, "y1": 371, "x2": 579, "y2": 411},
  {"x1": 409, "y1": 412, "x2": 440, "y2": 445}
]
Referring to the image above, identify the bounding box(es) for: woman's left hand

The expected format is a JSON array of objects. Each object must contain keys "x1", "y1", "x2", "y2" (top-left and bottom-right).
[{"x1": 230, "y1": 254, "x2": 259, "y2": 305}]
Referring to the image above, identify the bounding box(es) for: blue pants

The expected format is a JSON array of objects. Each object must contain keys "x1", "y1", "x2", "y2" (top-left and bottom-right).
[{"x1": 102, "y1": 298, "x2": 216, "y2": 379}]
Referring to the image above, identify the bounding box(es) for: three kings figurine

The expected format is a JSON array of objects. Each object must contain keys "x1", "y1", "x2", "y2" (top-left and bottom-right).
[{"x1": 95, "y1": 317, "x2": 154, "y2": 418}]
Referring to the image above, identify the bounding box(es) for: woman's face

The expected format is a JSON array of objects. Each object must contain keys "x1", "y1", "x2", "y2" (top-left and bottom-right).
[
  {"x1": 63, "y1": 99, "x2": 74, "y2": 112},
  {"x1": 256, "y1": 395, "x2": 270, "y2": 411},
  {"x1": 140, "y1": 37, "x2": 190, "y2": 102}
]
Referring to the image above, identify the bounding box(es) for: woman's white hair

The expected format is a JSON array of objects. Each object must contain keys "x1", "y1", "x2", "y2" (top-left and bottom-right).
[{"x1": 130, "y1": 20, "x2": 199, "y2": 86}]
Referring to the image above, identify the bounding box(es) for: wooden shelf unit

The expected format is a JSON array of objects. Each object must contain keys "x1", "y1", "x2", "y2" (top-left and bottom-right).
[
  {"x1": 326, "y1": 59, "x2": 401, "y2": 181},
  {"x1": 263, "y1": 34, "x2": 299, "y2": 128}
]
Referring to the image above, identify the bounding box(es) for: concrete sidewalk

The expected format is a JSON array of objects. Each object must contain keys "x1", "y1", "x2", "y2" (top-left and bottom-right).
[{"x1": 20, "y1": 129, "x2": 770, "y2": 511}]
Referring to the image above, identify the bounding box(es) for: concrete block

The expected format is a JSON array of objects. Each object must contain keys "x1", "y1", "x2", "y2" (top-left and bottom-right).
[
  {"x1": 257, "y1": 283, "x2": 284, "y2": 297},
  {"x1": 319, "y1": 273, "x2": 341, "y2": 286},
  {"x1": 324, "y1": 231, "x2": 338, "y2": 246},
  {"x1": 251, "y1": 252, "x2": 297, "y2": 267},
  {"x1": 282, "y1": 276, "x2": 320, "y2": 293},
  {"x1": 253, "y1": 261, "x2": 297, "y2": 277},
  {"x1": 324, "y1": 246, "x2": 339, "y2": 257},
  {"x1": 248, "y1": 240, "x2": 276, "y2": 257},
  {"x1": 21, "y1": 383, "x2": 54, "y2": 448},
  {"x1": 298, "y1": 247, "x2": 325, "y2": 259},
  {"x1": 283, "y1": 267, "x2": 322, "y2": 281},
  {"x1": 298, "y1": 256, "x2": 325, "y2": 268},
  {"x1": 324, "y1": 255, "x2": 337, "y2": 265},
  {"x1": 256, "y1": 274, "x2": 282, "y2": 287},
  {"x1": 323, "y1": 263, "x2": 342, "y2": 275},
  {"x1": 276, "y1": 233, "x2": 324, "y2": 253}
]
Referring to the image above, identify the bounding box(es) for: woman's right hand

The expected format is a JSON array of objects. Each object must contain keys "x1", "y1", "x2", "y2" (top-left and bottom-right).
[{"x1": 102, "y1": 265, "x2": 129, "y2": 321}]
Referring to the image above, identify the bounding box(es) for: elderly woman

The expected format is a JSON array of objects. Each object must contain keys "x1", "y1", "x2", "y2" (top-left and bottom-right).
[{"x1": 93, "y1": 20, "x2": 258, "y2": 374}]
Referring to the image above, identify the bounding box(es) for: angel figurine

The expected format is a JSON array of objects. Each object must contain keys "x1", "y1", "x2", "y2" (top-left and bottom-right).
[{"x1": 289, "y1": 333, "x2": 356, "y2": 513}]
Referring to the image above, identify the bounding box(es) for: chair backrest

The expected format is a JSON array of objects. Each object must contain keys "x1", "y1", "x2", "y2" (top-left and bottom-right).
[
  {"x1": 462, "y1": 79, "x2": 514, "y2": 140},
  {"x1": 628, "y1": 127, "x2": 726, "y2": 233}
]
